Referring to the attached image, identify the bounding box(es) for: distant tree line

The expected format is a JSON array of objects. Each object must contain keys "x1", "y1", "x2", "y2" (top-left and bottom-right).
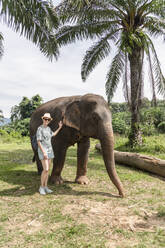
[
  {"x1": 0, "y1": 94, "x2": 43, "y2": 136},
  {"x1": 111, "y1": 98, "x2": 165, "y2": 136},
  {"x1": 1, "y1": 95, "x2": 165, "y2": 139}
]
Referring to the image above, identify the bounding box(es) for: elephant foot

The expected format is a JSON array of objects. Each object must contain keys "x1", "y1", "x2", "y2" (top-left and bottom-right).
[
  {"x1": 50, "y1": 175, "x2": 64, "y2": 185},
  {"x1": 75, "y1": 176, "x2": 89, "y2": 185}
]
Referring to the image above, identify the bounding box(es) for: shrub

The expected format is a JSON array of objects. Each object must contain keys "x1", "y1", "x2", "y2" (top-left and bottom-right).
[
  {"x1": 140, "y1": 123, "x2": 157, "y2": 136},
  {"x1": 14, "y1": 118, "x2": 30, "y2": 136},
  {"x1": 1, "y1": 118, "x2": 30, "y2": 137},
  {"x1": 112, "y1": 112, "x2": 131, "y2": 135},
  {"x1": 140, "y1": 107, "x2": 165, "y2": 128},
  {"x1": 157, "y1": 122, "x2": 165, "y2": 133},
  {"x1": 111, "y1": 102, "x2": 129, "y2": 113},
  {"x1": 0, "y1": 129, "x2": 8, "y2": 136}
]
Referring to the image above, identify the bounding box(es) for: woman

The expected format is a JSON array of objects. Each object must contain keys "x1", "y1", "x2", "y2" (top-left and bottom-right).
[{"x1": 36, "y1": 113, "x2": 63, "y2": 195}]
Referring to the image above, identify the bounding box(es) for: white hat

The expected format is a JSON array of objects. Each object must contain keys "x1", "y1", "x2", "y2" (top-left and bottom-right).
[{"x1": 41, "y1": 113, "x2": 53, "y2": 120}]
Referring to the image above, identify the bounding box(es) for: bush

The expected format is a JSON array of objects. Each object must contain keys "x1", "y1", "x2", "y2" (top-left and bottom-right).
[
  {"x1": 14, "y1": 118, "x2": 30, "y2": 136},
  {"x1": 0, "y1": 128, "x2": 22, "y2": 143},
  {"x1": 140, "y1": 123, "x2": 157, "y2": 136},
  {"x1": 111, "y1": 102, "x2": 129, "y2": 114},
  {"x1": 0, "y1": 129, "x2": 8, "y2": 136},
  {"x1": 157, "y1": 122, "x2": 165, "y2": 133},
  {"x1": 1, "y1": 118, "x2": 30, "y2": 137},
  {"x1": 140, "y1": 107, "x2": 165, "y2": 128},
  {"x1": 112, "y1": 112, "x2": 131, "y2": 135}
]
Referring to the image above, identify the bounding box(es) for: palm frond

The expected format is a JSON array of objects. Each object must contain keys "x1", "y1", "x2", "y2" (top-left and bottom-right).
[
  {"x1": 150, "y1": 0, "x2": 165, "y2": 17},
  {"x1": 136, "y1": 0, "x2": 154, "y2": 16},
  {"x1": 147, "y1": 46, "x2": 157, "y2": 106},
  {"x1": 148, "y1": 38, "x2": 165, "y2": 96},
  {"x1": 81, "y1": 31, "x2": 119, "y2": 81},
  {"x1": 143, "y1": 16, "x2": 165, "y2": 37},
  {"x1": 0, "y1": 32, "x2": 4, "y2": 59},
  {"x1": 105, "y1": 50, "x2": 125, "y2": 103},
  {"x1": 0, "y1": 0, "x2": 59, "y2": 59},
  {"x1": 57, "y1": 0, "x2": 123, "y2": 25},
  {"x1": 56, "y1": 22, "x2": 118, "y2": 47}
]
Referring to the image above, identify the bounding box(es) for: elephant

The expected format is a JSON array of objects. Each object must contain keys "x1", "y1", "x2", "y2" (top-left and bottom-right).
[{"x1": 30, "y1": 93, "x2": 124, "y2": 197}]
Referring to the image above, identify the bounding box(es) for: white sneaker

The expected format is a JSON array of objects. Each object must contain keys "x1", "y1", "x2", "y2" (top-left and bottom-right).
[
  {"x1": 39, "y1": 186, "x2": 46, "y2": 195},
  {"x1": 44, "y1": 187, "x2": 53, "y2": 194}
]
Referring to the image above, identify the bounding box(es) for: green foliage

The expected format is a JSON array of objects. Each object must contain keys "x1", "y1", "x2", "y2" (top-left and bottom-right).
[
  {"x1": 0, "y1": 128, "x2": 22, "y2": 143},
  {"x1": 112, "y1": 117, "x2": 126, "y2": 134},
  {"x1": 2, "y1": 118, "x2": 30, "y2": 137},
  {"x1": 11, "y1": 94, "x2": 43, "y2": 122},
  {"x1": 0, "y1": 0, "x2": 59, "y2": 60},
  {"x1": 140, "y1": 98, "x2": 151, "y2": 109},
  {"x1": 112, "y1": 112, "x2": 131, "y2": 135},
  {"x1": 111, "y1": 102, "x2": 129, "y2": 114},
  {"x1": 115, "y1": 133, "x2": 165, "y2": 157},
  {"x1": 140, "y1": 123, "x2": 157, "y2": 136},
  {"x1": 111, "y1": 100, "x2": 165, "y2": 136},
  {"x1": 14, "y1": 118, "x2": 30, "y2": 136},
  {"x1": 1, "y1": 94, "x2": 42, "y2": 137},
  {"x1": 140, "y1": 107, "x2": 165, "y2": 128},
  {"x1": 158, "y1": 122, "x2": 165, "y2": 133}
]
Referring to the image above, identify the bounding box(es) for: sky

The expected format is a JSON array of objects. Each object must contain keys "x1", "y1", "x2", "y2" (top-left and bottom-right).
[{"x1": 0, "y1": 1, "x2": 165, "y2": 118}]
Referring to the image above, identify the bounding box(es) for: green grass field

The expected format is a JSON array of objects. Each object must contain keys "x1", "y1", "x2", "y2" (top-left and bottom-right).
[{"x1": 0, "y1": 136, "x2": 165, "y2": 248}]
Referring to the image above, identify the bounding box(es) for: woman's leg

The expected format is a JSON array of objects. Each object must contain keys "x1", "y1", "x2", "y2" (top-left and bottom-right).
[
  {"x1": 44, "y1": 159, "x2": 51, "y2": 187},
  {"x1": 41, "y1": 159, "x2": 49, "y2": 187}
]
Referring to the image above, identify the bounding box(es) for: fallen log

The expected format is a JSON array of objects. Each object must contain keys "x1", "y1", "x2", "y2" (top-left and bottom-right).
[{"x1": 95, "y1": 143, "x2": 165, "y2": 177}]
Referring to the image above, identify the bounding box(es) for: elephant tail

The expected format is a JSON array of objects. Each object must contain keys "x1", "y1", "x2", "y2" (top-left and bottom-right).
[{"x1": 32, "y1": 155, "x2": 36, "y2": 163}]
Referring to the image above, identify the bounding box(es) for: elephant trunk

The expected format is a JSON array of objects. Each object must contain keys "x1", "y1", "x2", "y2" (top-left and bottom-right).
[{"x1": 99, "y1": 123, "x2": 124, "y2": 197}]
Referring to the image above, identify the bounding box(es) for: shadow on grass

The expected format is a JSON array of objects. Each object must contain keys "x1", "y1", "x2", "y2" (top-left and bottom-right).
[{"x1": 0, "y1": 169, "x2": 120, "y2": 198}]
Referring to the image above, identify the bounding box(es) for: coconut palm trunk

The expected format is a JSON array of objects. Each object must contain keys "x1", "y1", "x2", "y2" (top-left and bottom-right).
[{"x1": 128, "y1": 46, "x2": 143, "y2": 146}]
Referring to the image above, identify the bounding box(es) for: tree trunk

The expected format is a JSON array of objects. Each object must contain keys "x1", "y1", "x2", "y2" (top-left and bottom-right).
[
  {"x1": 95, "y1": 144, "x2": 165, "y2": 177},
  {"x1": 128, "y1": 47, "x2": 144, "y2": 147}
]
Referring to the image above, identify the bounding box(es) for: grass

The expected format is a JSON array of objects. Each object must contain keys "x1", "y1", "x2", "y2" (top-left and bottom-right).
[
  {"x1": 0, "y1": 135, "x2": 165, "y2": 247},
  {"x1": 115, "y1": 133, "x2": 165, "y2": 159}
]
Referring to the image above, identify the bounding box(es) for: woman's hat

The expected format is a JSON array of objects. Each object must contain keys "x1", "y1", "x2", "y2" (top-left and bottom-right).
[{"x1": 41, "y1": 113, "x2": 53, "y2": 120}]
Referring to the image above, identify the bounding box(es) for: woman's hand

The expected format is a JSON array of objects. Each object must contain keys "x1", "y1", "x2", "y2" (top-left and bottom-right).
[
  {"x1": 43, "y1": 152, "x2": 48, "y2": 160},
  {"x1": 58, "y1": 121, "x2": 63, "y2": 129},
  {"x1": 53, "y1": 121, "x2": 63, "y2": 136}
]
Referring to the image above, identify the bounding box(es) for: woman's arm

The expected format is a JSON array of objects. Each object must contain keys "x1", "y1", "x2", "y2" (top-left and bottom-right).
[
  {"x1": 37, "y1": 140, "x2": 48, "y2": 159},
  {"x1": 53, "y1": 121, "x2": 63, "y2": 136}
]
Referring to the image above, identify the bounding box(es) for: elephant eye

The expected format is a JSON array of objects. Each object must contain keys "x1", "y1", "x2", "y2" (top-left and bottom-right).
[{"x1": 92, "y1": 113, "x2": 100, "y2": 121}]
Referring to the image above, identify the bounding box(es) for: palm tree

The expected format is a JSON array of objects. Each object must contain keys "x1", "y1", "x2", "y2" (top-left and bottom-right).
[
  {"x1": 0, "y1": 0, "x2": 59, "y2": 60},
  {"x1": 55, "y1": 0, "x2": 165, "y2": 146}
]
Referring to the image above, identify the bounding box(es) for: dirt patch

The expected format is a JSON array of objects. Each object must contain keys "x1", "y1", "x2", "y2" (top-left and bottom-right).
[{"x1": 62, "y1": 199, "x2": 165, "y2": 232}]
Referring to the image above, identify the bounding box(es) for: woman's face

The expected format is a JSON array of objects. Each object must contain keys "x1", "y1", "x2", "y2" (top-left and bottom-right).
[{"x1": 42, "y1": 117, "x2": 51, "y2": 126}]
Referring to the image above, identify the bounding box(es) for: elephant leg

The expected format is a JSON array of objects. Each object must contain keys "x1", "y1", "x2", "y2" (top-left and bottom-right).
[
  {"x1": 75, "y1": 138, "x2": 90, "y2": 185},
  {"x1": 49, "y1": 146, "x2": 67, "y2": 184}
]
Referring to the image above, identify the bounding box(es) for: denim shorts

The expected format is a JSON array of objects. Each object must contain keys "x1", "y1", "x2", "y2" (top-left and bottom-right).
[{"x1": 38, "y1": 147, "x2": 54, "y2": 160}]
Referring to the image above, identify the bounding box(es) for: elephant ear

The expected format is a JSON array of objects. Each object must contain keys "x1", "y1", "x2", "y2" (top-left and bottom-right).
[{"x1": 63, "y1": 101, "x2": 80, "y2": 130}]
